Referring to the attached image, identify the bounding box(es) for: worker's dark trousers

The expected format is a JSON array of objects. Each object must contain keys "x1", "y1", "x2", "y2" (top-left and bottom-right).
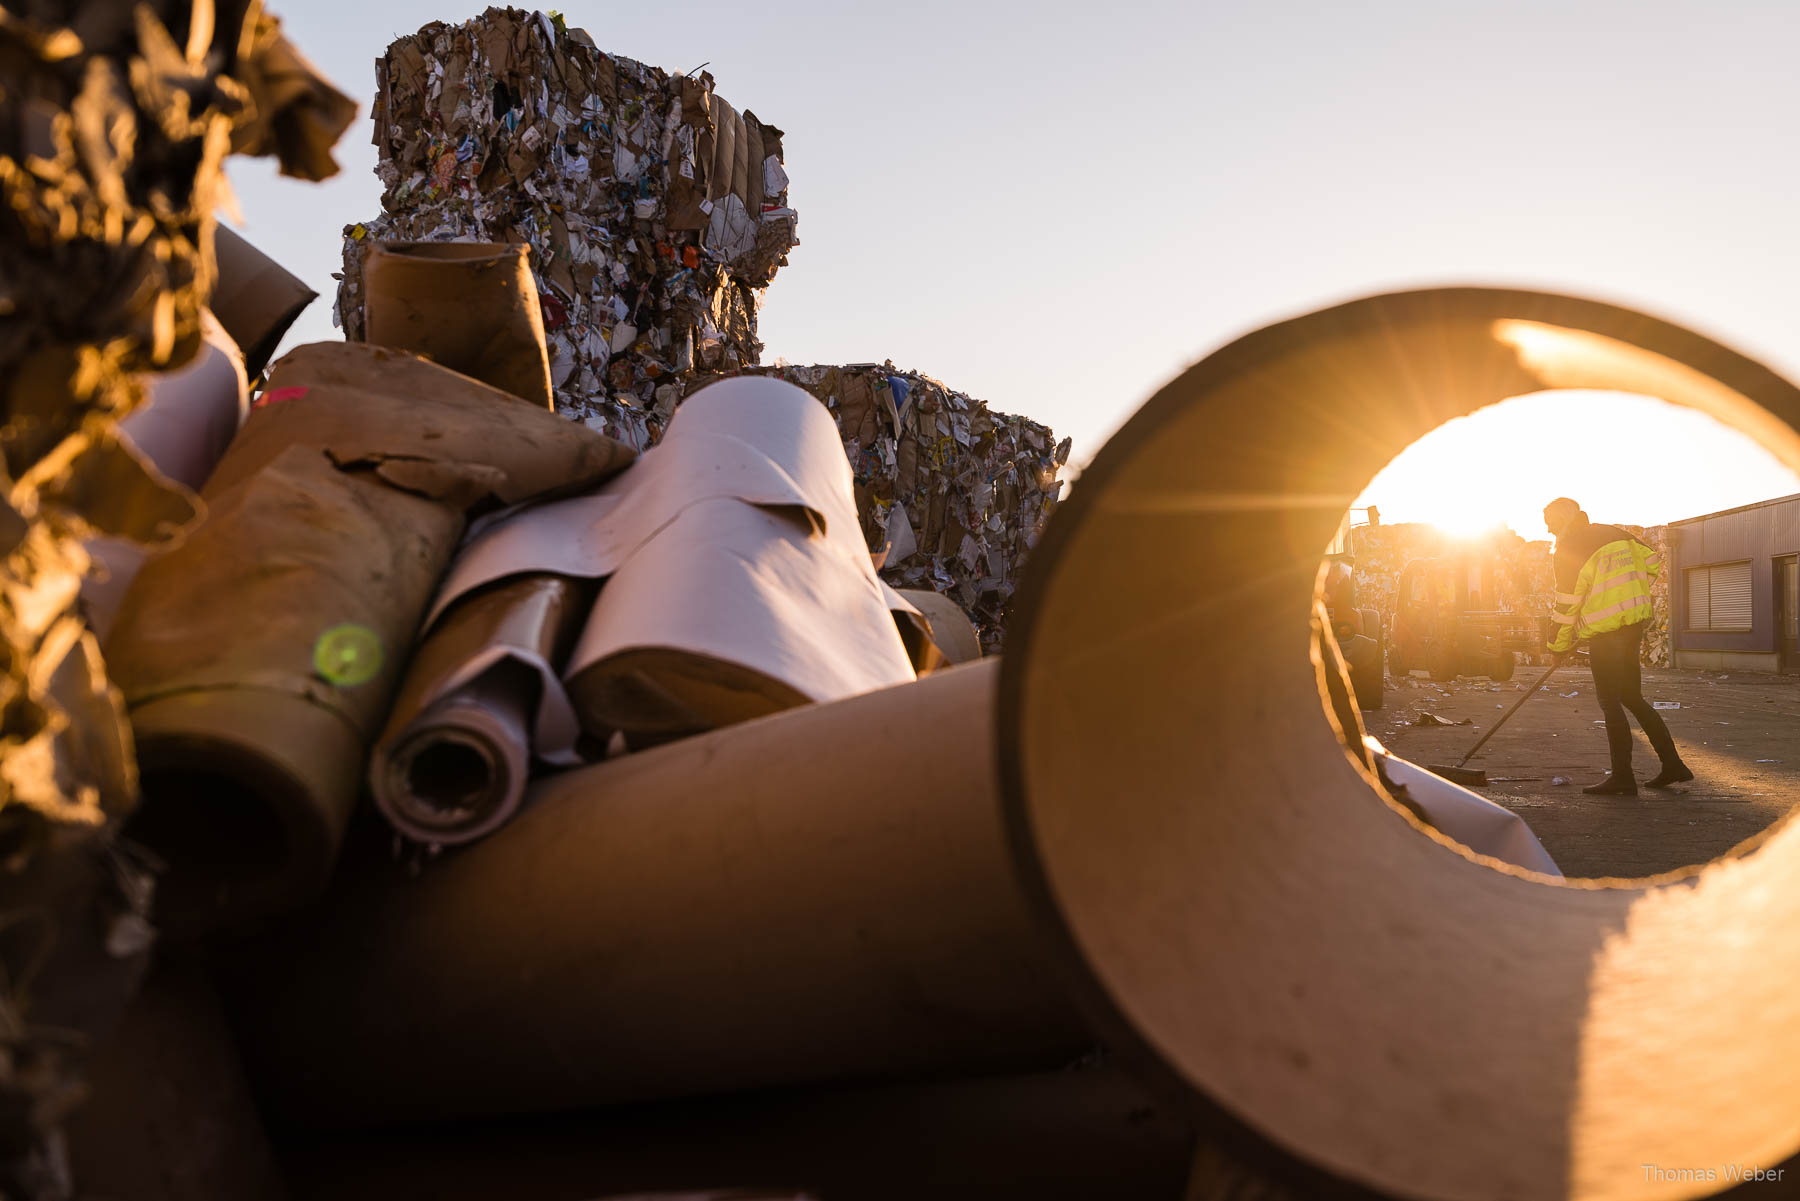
[{"x1": 1588, "y1": 624, "x2": 1681, "y2": 777}]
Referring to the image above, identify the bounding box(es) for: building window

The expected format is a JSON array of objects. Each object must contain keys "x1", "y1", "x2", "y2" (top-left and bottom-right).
[{"x1": 1686, "y1": 561, "x2": 1753, "y2": 632}]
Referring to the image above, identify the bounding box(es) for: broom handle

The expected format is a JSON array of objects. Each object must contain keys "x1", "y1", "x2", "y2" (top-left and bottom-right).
[{"x1": 1455, "y1": 657, "x2": 1566, "y2": 769}]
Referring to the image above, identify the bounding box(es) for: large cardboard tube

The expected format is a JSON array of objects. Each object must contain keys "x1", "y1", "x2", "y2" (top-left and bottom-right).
[
  {"x1": 211, "y1": 226, "x2": 317, "y2": 378},
  {"x1": 997, "y1": 289, "x2": 1800, "y2": 1200},
  {"x1": 107, "y1": 344, "x2": 631, "y2": 934},
  {"x1": 235, "y1": 659, "x2": 1090, "y2": 1127},
  {"x1": 361, "y1": 241, "x2": 555, "y2": 409},
  {"x1": 280, "y1": 1067, "x2": 1192, "y2": 1201},
  {"x1": 67, "y1": 958, "x2": 287, "y2": 1201}
]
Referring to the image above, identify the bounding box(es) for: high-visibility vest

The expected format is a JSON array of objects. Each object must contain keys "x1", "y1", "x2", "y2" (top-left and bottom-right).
[{"x1": 1546, "y1": 538, "x2": 1659, "y2": 653}]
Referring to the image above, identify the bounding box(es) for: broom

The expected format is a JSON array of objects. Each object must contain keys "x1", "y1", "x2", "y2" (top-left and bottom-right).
[{"x1": 1429, "y1": 655, "x2": 1567, "y2": 787}]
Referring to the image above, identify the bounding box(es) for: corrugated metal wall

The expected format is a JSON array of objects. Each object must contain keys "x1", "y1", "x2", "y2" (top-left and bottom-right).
[{"x1": 1669, "y1": 493, "x2": 1800, "y2": 655}]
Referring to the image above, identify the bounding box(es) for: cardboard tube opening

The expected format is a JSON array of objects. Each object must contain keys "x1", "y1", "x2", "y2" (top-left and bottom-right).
[
  {"x1": 360, "y1": 241, "x2": 554, "y2": 410},
  {"x1": 1000, "y1": 289, "x2": 1800, "y2": 1201},
  {"x1": 126, "y1": 761, "x2": 299, "y2": 927},
  {"x1": 130, "y1": 770, "x2": 292, "y2": 877},
  {"x1": 398, "y1": 734, "x2": 501, "y2": 823}
]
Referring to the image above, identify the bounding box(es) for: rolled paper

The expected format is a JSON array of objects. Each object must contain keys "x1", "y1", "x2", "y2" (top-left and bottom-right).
[
  {"x1": 362, "y1": 241, "x2": 555, "y2": 410},
  {"x1": 372, "y1": 670, "x2": 532, "y2": 847},
  {"x1": 1367, "y1": 743, "x2": 1561, "y2": 877},
  {"x1": 425, "y1": 376, "x2": 882, "y2": 625},
  {"x1": 83, "y1": 310, "x2": 249, "y2": 641},
  {"x1": 210, "y1": 226, "x2": 317, "y2": 378},
  {"x1": 564, "y1": 497, "x2": 910, "y2": 743},
  {"x1": 426, "y1": 376, "x2": 915, "y2": 744},
  {"x1": 371, "y1": 574, "x2": 592, "y2": 845},
  {"x1": 106, "y1": 343, "x2": 632, "y2": 934},
  {"x1": 117, "y1": 309, "x2": 250, "y2": 493}
]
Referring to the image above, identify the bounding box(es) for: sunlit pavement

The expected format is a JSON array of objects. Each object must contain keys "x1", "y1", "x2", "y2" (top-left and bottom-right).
[{"x1": 1369, "y1": 665, "x2": 1800, "y2": 880}]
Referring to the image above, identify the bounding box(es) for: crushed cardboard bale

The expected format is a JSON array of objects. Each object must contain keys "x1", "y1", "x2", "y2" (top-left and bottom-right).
[
  {"x1": 335, "y1": 6, "x2": 798, "y2": 445},
  {"x1": 1347, "y1": 522, "x2": 1672, "y2": 668}
]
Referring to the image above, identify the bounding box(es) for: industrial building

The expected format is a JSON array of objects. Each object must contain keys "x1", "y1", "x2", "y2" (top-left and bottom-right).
[{"x1": 1667, "y1": 492, "x2": 1800, "y2": 672}]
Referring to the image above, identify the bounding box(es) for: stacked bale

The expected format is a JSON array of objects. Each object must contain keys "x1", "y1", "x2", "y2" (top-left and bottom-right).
[
  {"x1": 1348, "y1": 522, "x2": 1671, "y2": 669},
  {"x1": 335, "y1": 12, "x2": 1071, "y2": 648},
  {"x1": 335, "y1": 6, "x2": 798, "y2": 449}
]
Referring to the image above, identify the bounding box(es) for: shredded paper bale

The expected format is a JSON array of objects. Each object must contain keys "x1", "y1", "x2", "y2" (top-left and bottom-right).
[{"x1": 336, "y1": 6, "x2": 799, "y2": 448}]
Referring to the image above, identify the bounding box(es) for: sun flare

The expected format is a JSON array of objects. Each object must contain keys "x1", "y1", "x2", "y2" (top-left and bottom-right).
[{"x1": 1354, "y1": 390, "x2": 1800, "y2": 540}]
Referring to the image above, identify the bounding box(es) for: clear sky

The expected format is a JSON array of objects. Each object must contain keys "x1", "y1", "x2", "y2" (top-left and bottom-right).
[{"x1": 228, "y1": 0, "x2": 1800, "y2": 526}]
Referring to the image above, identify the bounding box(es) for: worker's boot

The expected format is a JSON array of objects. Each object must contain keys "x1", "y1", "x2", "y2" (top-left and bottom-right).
[
  {"x1": 1645, "y1": 761, "x2": 1695, "y2": 790},
  {"x1": 1583, "y1": 773, "x2": 1637, "y2": 796}
]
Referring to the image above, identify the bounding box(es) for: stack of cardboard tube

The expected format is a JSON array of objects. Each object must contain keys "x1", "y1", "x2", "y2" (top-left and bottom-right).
[
  {"x1": 365, "y1": 367, "x2": 964, "y2": 846},
  {"x1": 103, "y1": 245, "x2": 635, "y2": 933},
  {"x1": 216, "y1": 284, "x2": 1800, "y2": 1201},
  {"x1": 102, "y1": 227, "x2": 1800, "y2": 1200}
]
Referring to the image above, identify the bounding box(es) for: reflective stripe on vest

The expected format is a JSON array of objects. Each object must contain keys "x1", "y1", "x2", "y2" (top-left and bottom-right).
[
  {"x1": 1547, "y1": 537, "x2": 1657, "y2": 650},
  {"x1": 1593, "y1": 568, "x2": 1653, "y2": 593},
  {"x1": 1581, "y1": 595, "x2": 1653, "y2": 626}
]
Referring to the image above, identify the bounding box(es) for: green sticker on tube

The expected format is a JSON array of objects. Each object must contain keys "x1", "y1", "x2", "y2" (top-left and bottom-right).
[{"x1": 313, "y1": 624, "x2": 383, "y2": 687}]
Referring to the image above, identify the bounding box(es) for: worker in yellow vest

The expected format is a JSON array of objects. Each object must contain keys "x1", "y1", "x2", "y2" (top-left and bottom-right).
[{"x1": 1543, "y1": 497, "x2": 1692, "y2": 795}]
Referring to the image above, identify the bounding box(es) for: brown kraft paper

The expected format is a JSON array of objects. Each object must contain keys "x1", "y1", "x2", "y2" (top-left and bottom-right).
[{"x1": 105, "y1": 343, "x2": 632, "y2": 933}]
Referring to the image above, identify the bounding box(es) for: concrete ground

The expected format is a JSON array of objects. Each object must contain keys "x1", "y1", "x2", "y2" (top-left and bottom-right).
[{"x1": 1368, "y1": 663, "x2": 1800, "y2": 880}]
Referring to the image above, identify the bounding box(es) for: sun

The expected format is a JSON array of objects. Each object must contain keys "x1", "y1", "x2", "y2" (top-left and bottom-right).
[
  {"x1": 1415, "y1": 494, "x2": 1506, "y2": 538},
  {"x1": 1354, "y1": 390, "x2": 1800, "y2": 541}
]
